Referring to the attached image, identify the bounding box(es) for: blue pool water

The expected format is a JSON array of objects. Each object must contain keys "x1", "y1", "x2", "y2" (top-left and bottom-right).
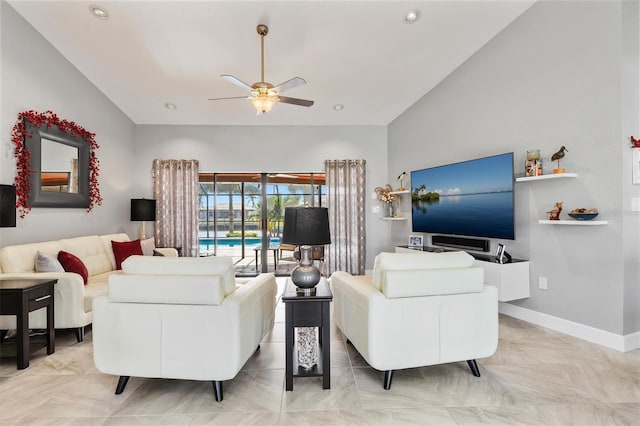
[{"x1": 199, "y1": 237, "x2": 281, "y2": 251}]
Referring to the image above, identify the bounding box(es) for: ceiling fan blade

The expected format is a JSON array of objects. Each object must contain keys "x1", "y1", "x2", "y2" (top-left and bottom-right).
[
  {"x1": 278, "y1": 96, "x2": 314, "y2": 107},
  {"x1": 207, "y1": 96, "x2": 250, "y2": 101},
  {"x1": 221, "y1": 75, "x2": 253, "y2": 90},
  {"x1": 274, "y1": 77, "x2": 307, "y2": 93}
]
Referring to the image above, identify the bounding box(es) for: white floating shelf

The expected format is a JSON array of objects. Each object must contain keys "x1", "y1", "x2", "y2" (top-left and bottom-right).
[
  {"x1": 538, "y1": 220, "x2": 608, "y2": 226},
  {"x1": 382, "y1": 217, "x2": 407, "y2": 221},
  {"x1": 516, "y1": 173, "x2": 578, "y2": 182},
  {"x1": 389, "y1": 190, "x2": 410, "y2": 195}
]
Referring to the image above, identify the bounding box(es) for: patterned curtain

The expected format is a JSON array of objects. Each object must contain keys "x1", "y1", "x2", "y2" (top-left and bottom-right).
[
  {"x1": 324, "y1": 159, "x2": 366, "y2": 275},
  {"x1": 152, "y1": 159, "x2": 199, "y2": 257}
]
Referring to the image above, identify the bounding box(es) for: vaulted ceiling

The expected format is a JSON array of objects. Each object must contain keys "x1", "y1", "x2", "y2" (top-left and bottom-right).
[{"x1": 9, "y1": 1, "x2": 535, "y2": 126}]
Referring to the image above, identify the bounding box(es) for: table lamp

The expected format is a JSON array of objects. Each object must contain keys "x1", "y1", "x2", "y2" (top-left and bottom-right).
[
  {"x1": 130, "y1": 198, "x2": 156, "y2": 240},
  {"x1": 281, "y1": 207, "x2": 331, "y2": 293},
  {"x1": 0, "y1": 185, "x2": 16, "y2": 228}
]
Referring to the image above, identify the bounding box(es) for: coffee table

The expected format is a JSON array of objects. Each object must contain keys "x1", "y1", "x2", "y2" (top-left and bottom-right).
[
  {"x1": 0, "y1": 278, "x2": 57, "y2": 369},
  {"x1": 282, "y1": 277, "x2": 332, "y2": 390}
]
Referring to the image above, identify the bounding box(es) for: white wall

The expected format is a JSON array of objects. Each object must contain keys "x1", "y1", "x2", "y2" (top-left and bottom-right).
[
  {"x1": 134, "y1": 125, "x2": 389, "y2": 269},
  {"x1": 388, "y1": 0, "x2": 639, "y2": 336},
  {"x1": 0, "y1": 1, "x2": 136, "y2": 246}
]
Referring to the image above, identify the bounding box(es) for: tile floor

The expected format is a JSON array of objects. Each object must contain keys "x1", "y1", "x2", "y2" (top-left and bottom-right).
[{"x1": 0, "y1": 278, "x2": 638, "y2": 425}]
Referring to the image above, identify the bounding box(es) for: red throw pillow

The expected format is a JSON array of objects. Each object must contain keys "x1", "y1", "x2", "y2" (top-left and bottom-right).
[
  {"x1": 58, "y1": 251, "x2": 89, "y2": 285},
  {"x1": 111, "y1": 240, "x2": 143, "y2": 270}
]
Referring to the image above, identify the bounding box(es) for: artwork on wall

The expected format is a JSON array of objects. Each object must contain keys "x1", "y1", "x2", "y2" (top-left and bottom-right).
[
  {"x1": 11, "y1": 110, "x2": 102, "y2": 217},
  {"x1": 633, "y1": 146, "x2": 640, "y2": 185}
]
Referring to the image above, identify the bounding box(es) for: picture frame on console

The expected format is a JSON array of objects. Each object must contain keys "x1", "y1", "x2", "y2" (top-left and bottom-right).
[{"x1": 408, "y1": 235, "x2": 423, "y2": 248}]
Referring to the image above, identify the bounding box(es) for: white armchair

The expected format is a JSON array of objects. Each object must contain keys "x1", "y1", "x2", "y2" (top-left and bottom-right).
[
  {"x1": 331, "y1": 251, "x2": 498, "y2": 389},
  {"x1": 92, "y1": 255, "x2": 277, "y2": 401}
]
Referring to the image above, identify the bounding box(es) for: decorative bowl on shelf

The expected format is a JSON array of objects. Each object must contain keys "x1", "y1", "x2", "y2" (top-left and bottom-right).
[{"x1": 568, "y1": 209, "x2": 599, "y2": 221}]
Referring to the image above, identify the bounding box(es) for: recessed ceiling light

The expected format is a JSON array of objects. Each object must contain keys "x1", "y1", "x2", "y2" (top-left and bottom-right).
[
  {"x1": 164, "y1": 102, "x2": 177, "y2": 110},
  {"x1": 89, "y1": 5, "x2": 109, "y2": 20},
  {"x1": 404, "y1": 9, "x2": 420, "y2": 23},
  {"x1": 333, "y1": 104, "x2": 344, "y2": 111}
]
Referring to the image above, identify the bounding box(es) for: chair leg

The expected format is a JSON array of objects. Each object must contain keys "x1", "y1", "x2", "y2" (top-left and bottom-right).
[
  {"x1": 467, "y1": 359, "x2": 481, "y2": 377},
  {"x1": 115, "y1": 376, "x2": 130, "y2": 394},
  {"x1": 213, "y1": 381, "x2": 223, "y2": 401},
  {"x1": 75, "y1": 327, "x2": 84, "y2": 342},
  {"x1": 383, "y1": 370, "x2": 393, "y2": 390}
]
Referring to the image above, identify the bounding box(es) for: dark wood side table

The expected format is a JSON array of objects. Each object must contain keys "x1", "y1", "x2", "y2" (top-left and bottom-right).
[
  {"x1": 282, "y1": 277, "x2": 332, "y2": 390},
  {"x1": 0, "y1": 278, "x2": 56, "y2": 369}
]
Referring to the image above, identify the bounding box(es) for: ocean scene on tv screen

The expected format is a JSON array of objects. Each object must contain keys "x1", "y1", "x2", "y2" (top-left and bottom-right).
[{"x1": 411, "y1": 153, "x2": 515, "y2": 240}]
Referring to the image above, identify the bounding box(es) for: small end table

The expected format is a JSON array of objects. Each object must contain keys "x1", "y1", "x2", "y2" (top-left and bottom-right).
[
  {"x1": 0, "y1": 278, "x2": 56, "y2": 369},
  {"x1": 282, "y1": 277, "x2": 332, "y2": 390},
  {"x1": 254, "y1": 245, "x2": 280, "y2": 273}
]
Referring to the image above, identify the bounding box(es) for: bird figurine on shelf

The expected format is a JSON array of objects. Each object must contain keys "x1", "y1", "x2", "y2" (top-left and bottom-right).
[
  {"x1": 396, "y1": 172, "x2": 407, "y2": 191},
  {"x1": 551, "y1": 146, "x2": 568, "y2": 174},
  {"x1": 630, "y1": 136, "x2": 640, "y2": 148}
]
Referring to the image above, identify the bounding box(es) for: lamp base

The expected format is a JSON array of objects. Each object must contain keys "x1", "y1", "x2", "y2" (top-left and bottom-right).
[
  {"x1": 290, "y1": 246, "x2": 321, "y2": 292},
  {"x1": 138, "y1": 221, "x2": 148, "y2": 240}
]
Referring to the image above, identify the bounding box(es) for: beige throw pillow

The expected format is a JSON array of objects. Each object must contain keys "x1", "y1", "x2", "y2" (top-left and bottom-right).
[{"x1": 140, "y1": 238, "x2": 156, "y2": 256}]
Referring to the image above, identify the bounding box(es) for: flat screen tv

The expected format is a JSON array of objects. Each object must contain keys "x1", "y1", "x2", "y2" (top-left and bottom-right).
[{"x1": 411, "y1": 152, "x2": 515, "y2": 240}]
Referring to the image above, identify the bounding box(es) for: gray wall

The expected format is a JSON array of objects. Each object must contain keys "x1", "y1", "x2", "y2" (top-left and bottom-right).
[
  {"x1": 0, "y1": 1, "x2": 137, "y2": 246},
  {"x1": 621, "y1": 0, "x2": 640, "y2": 335},
  {"x1": 388, "y1": 0, "x2": 639, "y2": 335},
  {"x1": 134, "y1": 125, "x2": 389, "y2": 269}
]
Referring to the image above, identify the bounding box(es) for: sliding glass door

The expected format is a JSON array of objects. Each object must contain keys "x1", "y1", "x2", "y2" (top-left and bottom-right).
[{"x1": 198, "y1": 172, "x2": 325, "y2": 276}]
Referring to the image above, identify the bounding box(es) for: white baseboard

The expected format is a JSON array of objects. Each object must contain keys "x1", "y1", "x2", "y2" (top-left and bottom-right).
[{"x1": 499, "y1": 303, "x2": 640, "y2": 352}]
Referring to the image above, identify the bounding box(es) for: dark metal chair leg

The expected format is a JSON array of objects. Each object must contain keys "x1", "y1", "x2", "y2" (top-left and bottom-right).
[
  {"x1": 383, "y1": 370, "x2": 393, "y2": 390},
  {"x1": 115, "y1": 376, "x2": 130, "y2": 394},
  {"x1": 467, "y1": 359, "x2": 481, "y2": 377},
  {"x1": 75, "y1": 327, "x2": 84, "y2": 342},
  {"x1": 213, "y1": 381, "x2": 223, "y2": 401}
]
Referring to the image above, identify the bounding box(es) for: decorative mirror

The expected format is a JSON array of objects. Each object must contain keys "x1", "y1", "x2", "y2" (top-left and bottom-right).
[{"x1": 24, "y1": 119, "x2": 90, "y2": 208}]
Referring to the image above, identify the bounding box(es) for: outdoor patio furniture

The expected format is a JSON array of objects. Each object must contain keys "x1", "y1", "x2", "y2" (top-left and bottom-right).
[{"x1": 254, "y1": 245, "x2": 280, "y2": 273}]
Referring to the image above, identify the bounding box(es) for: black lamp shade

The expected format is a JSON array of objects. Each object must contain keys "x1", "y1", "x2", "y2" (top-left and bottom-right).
[
  {"x1": 0, "y1": 185, "x2": 16, "y2": 228},
  {"x1": 130, "y1": 199, "x2": 156, "y2": 221},
  {"x1": 282, "y1": 207, "x2": 331, "y2": 246}
]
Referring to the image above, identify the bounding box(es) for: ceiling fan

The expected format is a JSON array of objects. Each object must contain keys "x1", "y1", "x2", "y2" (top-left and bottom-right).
[{"x1": 208, "y1": 24, "x2": 314, "y2": 115}]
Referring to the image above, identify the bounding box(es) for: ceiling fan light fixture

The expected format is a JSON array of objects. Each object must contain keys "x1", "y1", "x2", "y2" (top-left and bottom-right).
[
  {"x1": 251, "y1": 96, "x2": 277, "y2": 114},
  {"x1": 404, "y1": 9, "x2": 420, "y2": 23}
]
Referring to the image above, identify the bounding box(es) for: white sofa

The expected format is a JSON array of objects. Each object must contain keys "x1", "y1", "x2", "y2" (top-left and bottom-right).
[
  {"x1": 0, "y1": 234, "x2": 177, "y2": 341},
  {"x1": 92, "y1": 255, "x2": 277, "y2": 401},
  {"x1": 331, "y1": 251, "x2": 498, "y2": 389}
]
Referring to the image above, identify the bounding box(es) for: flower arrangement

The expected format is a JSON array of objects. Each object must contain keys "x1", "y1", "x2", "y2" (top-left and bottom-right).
[
  {"x1": 374, "y1": 184, "x2": 398, "y2": 205},
  {"x1": 11, "y1": 110, "x2": 102, "y2": 218}
]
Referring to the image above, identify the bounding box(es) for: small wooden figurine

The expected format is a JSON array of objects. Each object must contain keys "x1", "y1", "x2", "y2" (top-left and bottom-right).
[
  {"x1": 547, "y1": 202, "x2": 563, "y2": 220},
  {"x1": 551, "y1": 146, "x2": 568, "y2": 173}
]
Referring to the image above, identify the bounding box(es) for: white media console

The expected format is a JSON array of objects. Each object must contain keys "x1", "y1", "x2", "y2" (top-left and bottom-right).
[{"x1": 395, "y1": 246, "x2": 530, "y2": 302}]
